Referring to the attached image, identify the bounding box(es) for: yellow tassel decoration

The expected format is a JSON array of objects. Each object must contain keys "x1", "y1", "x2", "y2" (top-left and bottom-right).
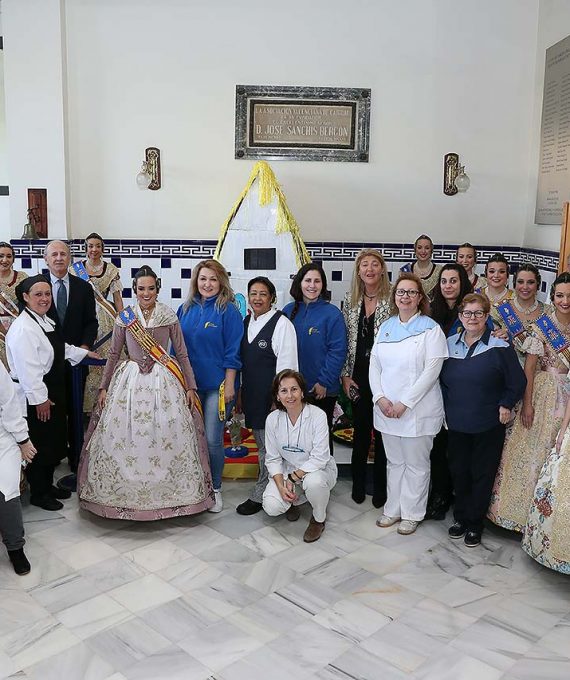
[{"x1": 214, "y1": 161, "x2": 310, "y2": 268}]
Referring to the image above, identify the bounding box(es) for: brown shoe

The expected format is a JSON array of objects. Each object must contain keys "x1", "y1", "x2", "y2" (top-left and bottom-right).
[
  {"x1": 285, "y1": 504, "x2": 301, "y2": 522},
  {"x1": 303, "y1": 515, "x2": 325, "y2": 543}
]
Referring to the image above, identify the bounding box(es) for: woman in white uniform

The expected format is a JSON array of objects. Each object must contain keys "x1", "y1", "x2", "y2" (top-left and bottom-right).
[
  {"x1": 6, "y1": 276, "x2": 97, "y2": 511},
  {"x1": 0, "y1": 361, "x2": 36, "y2": 574},
  {"x1": 370, "y1": 273, "x2": 448, "y2": 535},
  {"x1": 262, "y1": 369, "x2": 338, "y2": 543}
]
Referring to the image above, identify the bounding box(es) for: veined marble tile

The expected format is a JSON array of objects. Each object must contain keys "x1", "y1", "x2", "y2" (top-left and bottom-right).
[
  {"x1": 195, "y1": 538, "x2": 262, "y2": 571},
  {"x1": 511, "y1": 580, "x2": 570, "y2": 616},
  {"x1": 271, "y1": 542, "x2": 337, "y2": 574},
  {"x1": 1, "y1": 619, "x2": 80, "y2": 672},
  {"x1": 537, "y1": 614, "x2": 570, "y2": 658},
  {"x1": 412, "y1": 646, "x2": 503, "y2": 680},
  {"x1": 316, "y1": 525, "x2": 370, "y2": 557},
  {"x1": 322, "y1": 499, "x2": 362, "y2": 525},
  {"x1": 57, "y1": 538, "x2": 120, "y2": 571},
  {"x1": 397, "y1": 597, "x2": 477, "y2": 642},
  {"x1": 170, "y1": 523, "x2": 232, "y2": 556},
  {"x1": 107, "y1": 574, "x2": 182, "y2": 613},
  {"x1": 235, "y1": 525, "x2": 298, "y2": 558},
  {"x1": 344, "y1": 543, "x2": 409, "y2": 577},
  {"x1": 360, "y1": 620, "x2": 445, "y2": 673},
  {"x1": 275, "y1": 578, "x2": 343, "y2": 617},
  {"x1": 350, "y1": 577, "x2": 423, "y2": 620},
  {"x1": 483, "y1": 597, "x2": 560, "y2": 642},
  {"x1": 375, "y1": 528, "x2": 439, "y2": 557},
  {"x1": 121, "y1": 645, "x2": 211, "y2": 680},
  {"x1": 32, "y1": 516, "x2": 109, "y2": 552},
  {"x1": 157, "y1": 558, "x2": 221, "y2": 593},
  {"x1": 219, "y1": 645, "x2": 314, "y2": 680},
  {"x1": 0, "y1": 590, "x2": 51, "y2": 637},
  {"x1": 268, "y1": 620, "x2": 352, "y2": 673},
  {"x1": 205, "y1": 510, "x2": 269, "y2": 539},
  {"x1": 302, "y1": 557, "x2": 378, "y2": 597},
  {"x1": 431, "y1": 576, "x2": 497, "y2": 609},
  {"x1": 236, "y1": 592, "x2": 313, "y2": 636},
  {"x1": 451, "y1": 617, "x2": 533, "y2": 672},
  {"x1": 4, "y1": 553, "x2": 75, "y2": 592},
  {"x1": 235, "y1": 556, "x2": 297, "y2": 595},
  {"x1": 226, "y1": 611, "x2": 281, "y2": 645},
  {"x1": 178, "y1": 619, "x2": 263, "y2": 671},
  {"x1": 84, "y1": 618, "x2": 171, "y2": 671},
  {"x1": 317, "y1": 645, "x2": 409, "y2": 680},
  {"x1": 463, "y1": 563, "x2": 532, "y2": 594},
  {"x1": 313, "y1": 597, "x2": 391, "y2": 644},
  {"x1": 97, "y1": 523, "x2": 164, "y2": 554},
  {"x1": 122, "y1": 539, "x2": 192, "y2": 573},
  {"x1": 140, "y1": 595, "x2": 220, "y2": 642},
  {"x1": 29, "y1": 573, "x2": 102, "y2": 613},
  {"x1": 80, "y1": 555, "x2": 148, "y2": 593},
  {"x1": 188, "y1": 573, "x2": 264, "y2": 620},
  {"x1": 21, "y1": 508, "x2": 67, "y2": 537},
  {"x1": 382, "y1": 561, "x2": 455, "y2": 597},
  {"x1": 342, "y1": 509, "x2": 396, "y2": 541},
  {"x1": 24, "y1": 641, "x2": 115, "y2": 680},
  {"x1": 0, "y1": 650, "x2": 16, "y2": 679},
  {"x1": 55, "y1": 594, "x2": 131, "y2": 640},
  {"x1": 508, "y1": 645, "x2": 570, "y2": 680}
]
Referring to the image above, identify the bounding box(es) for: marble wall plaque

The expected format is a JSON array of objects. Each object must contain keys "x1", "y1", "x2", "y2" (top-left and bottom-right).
[
  {"x1": 535, "y1": 34, "x2": 570, "y2": 224},
  {"x1": 235, "y1": 85, "x2": 370, "y2": 162}
]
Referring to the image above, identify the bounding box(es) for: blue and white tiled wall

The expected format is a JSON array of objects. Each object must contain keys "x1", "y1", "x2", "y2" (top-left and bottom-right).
[{"x1": 10, "y1": 239, "x2": 560, "y2": 312}]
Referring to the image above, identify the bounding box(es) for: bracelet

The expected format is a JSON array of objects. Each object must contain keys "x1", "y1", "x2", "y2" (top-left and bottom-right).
[
  {"x1": 17, "y1": 438, "x2": 30, "y2": 446},
  {"x1": 288, "y1": 473, "x2": 299, "y2": 485}
]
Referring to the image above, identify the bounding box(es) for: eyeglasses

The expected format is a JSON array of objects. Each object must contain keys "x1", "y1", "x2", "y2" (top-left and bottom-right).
[
  {"x1": 460, "y1": 310, "x2": 486, "y2": 319},
  {"x1": 395, "y1": 289, "x2": 420, "y2": 298}
]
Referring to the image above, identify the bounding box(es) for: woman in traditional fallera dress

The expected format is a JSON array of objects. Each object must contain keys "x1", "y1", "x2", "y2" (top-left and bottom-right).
[
  {"x1": 71, "y1": 233, "x2": 124, "y2": 412},
  {"x1": 476, "y1": 253, "x2": 515, "y2": 328},
  {"x1": 400, "y1": 234, "x2": 442, "y2": 299},
  {"x1": 456, "y1": 243, "x2": 485, "y2": 291},
  {"x1": 488, "y1": 272, "x2": 570, "y2": 533},
  {"x1": 78, "y1": 266, "x2": 214, "y2": 519},
  {"x1": 522, "y1": 380, "x2": 570, "y2": 574},
  {"x1": 0, "y1": 242, "x2": 27, "y2": 370}
]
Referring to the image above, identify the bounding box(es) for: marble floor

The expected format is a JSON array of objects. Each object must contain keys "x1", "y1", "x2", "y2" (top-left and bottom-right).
[{"x1": 1, "y1": 474, "x2": 570, "y2": 680}]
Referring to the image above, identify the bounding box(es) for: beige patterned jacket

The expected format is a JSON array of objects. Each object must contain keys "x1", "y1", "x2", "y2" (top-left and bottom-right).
[{"x1": 341, "y1": 292, "x2": 391, "y2": 378}]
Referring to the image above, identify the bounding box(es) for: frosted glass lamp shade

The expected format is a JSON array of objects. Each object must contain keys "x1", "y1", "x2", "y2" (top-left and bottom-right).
[
  {"x1": 455, "y1": 169, "x2": 470, "y2": 193},
  {"x1": 136, "y1": 170, "x2": 151, "y2": 189}
]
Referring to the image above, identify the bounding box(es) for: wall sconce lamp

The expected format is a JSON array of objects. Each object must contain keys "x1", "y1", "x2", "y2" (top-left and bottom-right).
[
  {"x1": 443, "y1": 153, "x2": 470, "y2": 195},
  {"x1": 136, "y1": 147, "x2": 161, "y2": 190}
]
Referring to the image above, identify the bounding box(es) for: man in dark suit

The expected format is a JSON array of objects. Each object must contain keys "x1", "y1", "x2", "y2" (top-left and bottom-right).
[{"x1": 44, "y1": 240, "x2": 98, "y2": 492}]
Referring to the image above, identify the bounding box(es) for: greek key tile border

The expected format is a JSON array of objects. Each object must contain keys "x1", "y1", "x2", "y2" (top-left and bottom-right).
[{"x1": 10, "y1": 239, "x2": 559, "y2": 272}]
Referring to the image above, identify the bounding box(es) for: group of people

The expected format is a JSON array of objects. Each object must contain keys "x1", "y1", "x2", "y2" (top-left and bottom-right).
[{"x1": 0, "y1": 234, "x2": 569, "y2": 576}]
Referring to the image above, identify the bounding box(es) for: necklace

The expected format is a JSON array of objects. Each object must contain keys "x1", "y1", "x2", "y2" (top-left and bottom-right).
[
  {"x1": 87, "y1": 259, "x2": 104, "y2": 274},
  {"x1": 141, "y1": 305, "x2": 155, "y2": 321},
  {"x1": 486, "y1": 286, "x2": 508, "y2": 304},
  {"x1": 364, "y1": 292, "x2": 377, "y2": 300},
  {"x1": 513, "y1": 297, "x2": 539, "y2": 315}
]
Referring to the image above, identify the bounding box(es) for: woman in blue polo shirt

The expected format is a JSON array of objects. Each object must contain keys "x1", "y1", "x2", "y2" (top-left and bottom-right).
[
  {"x1": 440, "y1": 293, "x2": 526, "y2": 547},
  {"x1": 177, "y1": 260, "x2": 243, "y2": 513},
  {"x1": 283, "y1": 263, "x2": 347, "y2": 451}
]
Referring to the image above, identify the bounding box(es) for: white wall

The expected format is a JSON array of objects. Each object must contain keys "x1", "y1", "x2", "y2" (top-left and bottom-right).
[
  {"x1": 5, "y1": 0, "x2": 540, "y2": 246},
  {"x1": 2, "y1": 0, "x2": 68, "y2": 239},
  {"x1": 524, "y1": 0, "x2": 570, "y2": 251}
]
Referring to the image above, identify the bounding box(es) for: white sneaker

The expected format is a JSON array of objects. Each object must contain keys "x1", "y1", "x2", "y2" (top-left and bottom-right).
[
  {"x1": 398, "y1": 520, "x2": 419, "y2": 535},
  {"x1": 376, "y1": 514, "x2": 400, "y2": 528},
  {"x1": 208, "y1": 489, "x2": 223, "y2": 513}
]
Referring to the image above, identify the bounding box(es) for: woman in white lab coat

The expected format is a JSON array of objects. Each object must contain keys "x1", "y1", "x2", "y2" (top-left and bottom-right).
[
  {"x1": 369, "y1": 273, "x2": 448, "y2": 535},
  {"x1": 0, "y1": 361, "x2": 36, "y2": 574},
  {"x1": 6, "y1": 276, "x2": 97, "y2": 512}
]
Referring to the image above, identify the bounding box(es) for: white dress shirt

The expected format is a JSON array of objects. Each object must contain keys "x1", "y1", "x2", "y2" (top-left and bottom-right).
[
  {"x1": 246, "y1": 309, "x2": 298, "y2": 372},
  {"x1": 0, "y1": 362, "x2": 29, "y2": 501},
  {"x1": 6, "y1": 310, "x2": 88, "y2": 407},
  {"x1": 264, "y1": 403, "x2": 331, "y2": 477}
]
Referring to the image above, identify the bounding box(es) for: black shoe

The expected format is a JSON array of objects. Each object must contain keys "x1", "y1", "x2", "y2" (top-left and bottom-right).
[
  {"x1": 285, "y1": 504, "x2": 301, "y2": 522},
  {"x1": 56, "y1": 474, "x2": 77, "y2": 493},
  {"x1": 8, "y1": 548, "x2": 31, "y2": 575},
  {"x1": 30, "y1": 495, "x2": 64, "y2": 511},
  {"x1": 464, "y1": 530, "x2": 481, "y2": 547},
  {"x1": 351, "y1": 482, "x2": 365, "y2": 504},
  {"x1": 448, "y1": 521, "x2": 466, "y2": 539},
  {"x1": 50, "y1": 486, "x2": 72, "y2": 500},
  {"x1": 236, "y1": 499, "x2": 263, "y2": 516},
  {"x1": 425, "y1": 495, "x2": 451, "y2": 521},
  {"x1": 372, "y1": 492, "x2": 387, "y2": 509}
]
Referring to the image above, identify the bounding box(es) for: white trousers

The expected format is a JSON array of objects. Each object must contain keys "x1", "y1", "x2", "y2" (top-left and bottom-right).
[
  {"x1": 262, "y1": 459, "x2": 338, "y2": 523},
  {"x1": 381, "y1": 433, "x2": 434, "y2": 521}
]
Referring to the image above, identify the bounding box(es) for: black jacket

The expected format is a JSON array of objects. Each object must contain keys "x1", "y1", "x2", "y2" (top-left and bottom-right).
[{"x1": 47, "y1": 275, "x2": 98, "y2": 348}]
